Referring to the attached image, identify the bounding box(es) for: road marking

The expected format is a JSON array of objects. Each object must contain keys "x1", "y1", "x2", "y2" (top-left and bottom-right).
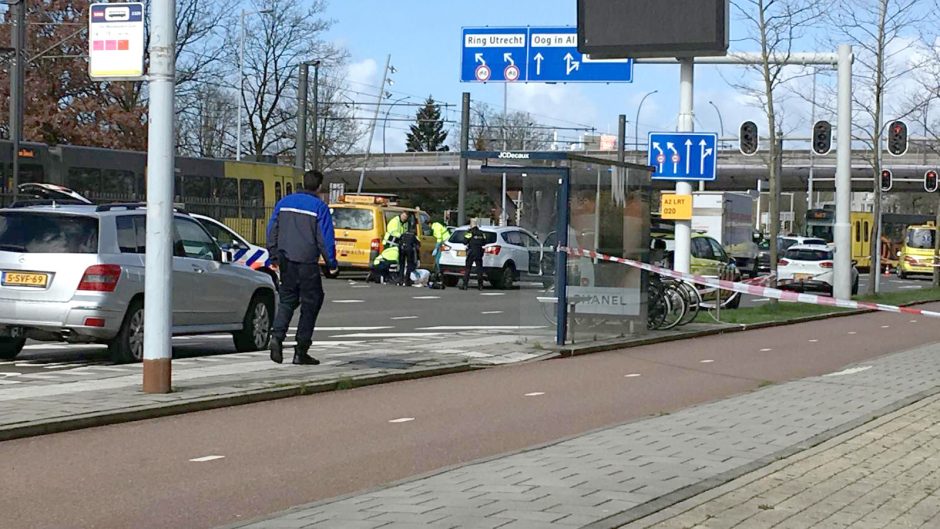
[
  {"x1": 331, "y1": 333, "x2": 444, "y2": 338},
  {"x1": 388, "y1": 417, "x2": 415, "y2": 423},
  {"x1": 418, "y1": 326, "x2": 546, "y2": 331},
  {"x1": 910, "y1": 320, "x2": 919, "y2": 323},
  {"x1": 312, "y1": 327, "x2": 393, "y2": 332},
  {"x1": 351, "y1": 285, "x2": 371, "y2": 289},
  {"x1": 824, "y1": 366, "x2": 873, "y2": 377},
  {"x1": 189, "y1": 455, "x2": 225, "y2": 462},
  {"x1": 624, "y1": 373, "x2": 642, "y2": 378},
  {"x1": 809, "y1": 339, "x2": 819, "y2": 343},
  {"x1": 0, "y1": 380, "x2": 21, "y2": 385},
  {"x1": 391, "y1": 316, "x2": 418, "y2": 320},
  {"x1": 760, "y1": 348, "x2": 772, "y2": 352},
  {"x1": 332, "y1": 299, "x2": 365, "y2": 304},
  {"x1": 412, "y1": 296, "x2": 440, "y2": 300},
  {"x1": 752, "y1": 298, "x2": 770, "y2": 303},
  {"x1": 899, "y1": 285, "x2": 923, "y2": 289},
  {"x1": 524, "y1": 392, "x2": 545, "y2": 397},
  {"x1": 881, "y1": 325, "x2": 890, "y2": 329},
  {"x1": 700, "y1": 359, "x2": 715, "y2": 364},
  {"x1": 481, "y1": 311, "x2": 503, "y2": 315},
  {"x1": 848, "y1": 331, "x2": 857, "y2": 335},
  {"x1": 481, "y1": 292, "x2": 505, "y2": 296}
]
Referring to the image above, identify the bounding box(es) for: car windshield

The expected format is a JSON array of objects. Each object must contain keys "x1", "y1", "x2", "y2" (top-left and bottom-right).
[
  {"x1": 0, "y1": 212, "x2": 98, "y2": 253},
  {"x1": 449, "y1": 229, "x2": 497, "y2": 245},
  {"x1": 331, "y1": 207, "x2": 374, "y2": 230},
  {"x1": 785, "y1": 248, "x2": 832, "y2": 261},
  {"x1": 807, "y1": 225, "x2": 833, "y2": 242},
  {"x1": 804, "y1": 238, "x2": 827, "y2": 246},
  {"x1": 906, "y1": 228, "x2": 935, "y2": 249}
]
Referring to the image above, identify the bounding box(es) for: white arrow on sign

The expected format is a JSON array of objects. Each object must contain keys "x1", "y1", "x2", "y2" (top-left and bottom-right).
[
  {"x1": 475, "y1": 53, "x2": 486, "y2": 66},
  {"x1": 534, "y1": 52, "x2": 544, "y2": 75},
  {"x1": 667, "y1": 142, "x2": 678, "y2": 173},
  {"x1": 684, "y1": 139, "x2": 692, "y2": 174},
  {"x1": 700, "y1": 139, "x2": 713, "y2": 175},
  {"x1": 564, "y1": 52, "x2": 580, "y2": 76},
  {"x1": 652, "y1": 142, "x2": 664, "y2": 172},
  {"x1": 503, "y1": 52, "x2": 514, "y2": 66}
]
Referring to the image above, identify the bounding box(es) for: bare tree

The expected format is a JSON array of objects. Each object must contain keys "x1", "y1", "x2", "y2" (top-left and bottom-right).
[
  {"x1": 734, "y1": 0, "x2": 821, "y2": 285},
  {"x1": 467, "y1": 103, "x2": 551, "y2": 151},
  {"x1": 177, "y1": 85, "x2": 237, "y2": 158}
]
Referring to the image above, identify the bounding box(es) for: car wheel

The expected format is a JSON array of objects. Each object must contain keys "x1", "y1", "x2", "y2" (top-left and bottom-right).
[
  {"x1": 109, "y1": 298, "x2": 145, "y2": 364},
  {"x1": 234, "y1": 293, "x2": 274, "y2": 352},
  {"x1": 0, "y1": 337, "x2": 25, "y2": 360},
  {"x1": 443, "y1": 275, "x2": 459, "y2": 287},
  {"x1": 496, "y1": 265, "x2": 515, "y2": 290}
]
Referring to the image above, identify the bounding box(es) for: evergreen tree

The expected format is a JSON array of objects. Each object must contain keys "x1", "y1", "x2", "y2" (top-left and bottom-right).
[{"x1": 405, "y1": 96, "x2": 450, "y2": 152}]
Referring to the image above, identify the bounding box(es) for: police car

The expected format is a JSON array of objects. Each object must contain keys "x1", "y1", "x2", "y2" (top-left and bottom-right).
[{"x1": 191, "y1": 213, "x2": 278, "y2": 287}]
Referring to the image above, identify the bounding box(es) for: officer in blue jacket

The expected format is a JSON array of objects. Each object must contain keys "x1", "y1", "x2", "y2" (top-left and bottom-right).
[{"x1": 266, "y1": 170, "x2": 338, "y2": 365}]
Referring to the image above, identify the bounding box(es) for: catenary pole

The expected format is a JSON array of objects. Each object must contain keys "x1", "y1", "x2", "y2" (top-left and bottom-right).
[{"x1": 142, "y1": 0, "x2": 176, "y2": 393}]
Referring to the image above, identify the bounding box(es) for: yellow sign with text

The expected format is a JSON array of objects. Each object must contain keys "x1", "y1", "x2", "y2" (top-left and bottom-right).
[{"x1": 660, "y1": 194, "x2": 692, "y2": 220}]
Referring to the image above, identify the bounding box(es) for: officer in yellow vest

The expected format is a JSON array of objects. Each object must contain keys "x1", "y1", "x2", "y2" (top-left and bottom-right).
[
  {"x1": 384, "y1": 211, "x2": 408, "y2": 247},
  {"x1": 431, "y1": 221, "x2": 451, "y2": 272},
  {"x1": 369, "y1": 244, "x2": 400, "y2": 284}
]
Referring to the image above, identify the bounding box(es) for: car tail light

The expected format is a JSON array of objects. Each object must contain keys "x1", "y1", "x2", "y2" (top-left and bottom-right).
[
  {"x1": 778, "y1": 259, "x2": 790, "y2": 266},
  {"x1": 370, "y1": 238, "x2": 381, "y2": 252},
  {"x1": 77, "y1": 265, "x2": 121, "y2": 292},
  {"x1": 484, "y1": 245, "x2": 501, "y2": 255},
  {"x1": 820, "y1": 261, "x2": 833, "y2": 268},
  {"x1": 84, "y1": 317, "x2": 106, "y2": 327},
  {"x1": 441, "y1": 244, "x2": 451, "y2": 252}
]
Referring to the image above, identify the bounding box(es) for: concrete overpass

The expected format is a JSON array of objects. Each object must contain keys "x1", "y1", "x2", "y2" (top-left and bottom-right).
[{"x1": 324, "y1": 149, "x2": 940, "y2": 193}]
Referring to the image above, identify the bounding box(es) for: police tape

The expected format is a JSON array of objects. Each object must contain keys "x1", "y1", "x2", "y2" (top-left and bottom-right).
[{"x1": 558, "y1": 246, "x2": 940, "y2": 319}]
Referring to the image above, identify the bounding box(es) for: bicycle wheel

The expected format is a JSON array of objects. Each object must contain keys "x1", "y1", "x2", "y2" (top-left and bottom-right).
[
  {"x1": 676, "y1": 281, "x2": 701, "y2": 325},
  {"x1": 657, "y1": 284, "x2": 687, "y2": 330},
  {"x1": 647, "y1": 286, "x2": 671, "y2": 330}
]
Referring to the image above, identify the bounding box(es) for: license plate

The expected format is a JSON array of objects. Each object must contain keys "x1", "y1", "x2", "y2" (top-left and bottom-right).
[
  {"x1": 794, "y1": 273, "x2": 812, "y2": 281},
  {"x1": 2, "y1": 271, "x2": 49, "y2": 288},
  {"x1": 457, "y1": 250, "x2": 466, "y2": 257}
]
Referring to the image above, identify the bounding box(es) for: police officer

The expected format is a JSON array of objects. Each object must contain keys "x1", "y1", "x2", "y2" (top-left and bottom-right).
[
  {"x1": 398, "y1": 214, "x2": 419, "y2": 286},
  {"x1": 461, "y1": 219, "x2": 486, "y2": 291},
  {"x1": 266, "y1": 170, "x2": 337, "y2": 365},
  {"x1": 384, "y1": 210, "x2": 408, "y2": 248},
  {"x1": 369, "y1": 243, "x2": 399, "y2": 284}
]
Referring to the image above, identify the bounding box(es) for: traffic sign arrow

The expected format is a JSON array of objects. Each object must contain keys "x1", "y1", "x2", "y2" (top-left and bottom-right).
[
  {"x1": 534, "y1": 52, "x2": 544, "y2": 75},
  {"x1": 564, "y1": 52, "x2": 580, "y2": 75},
  {"x1": 684, "y1": 139, "x2": 692, "y2": 174},
  {"x1": 503, "y1": 52, "x2": 515, "y2": 66},
  {"x1": 700, "y1": 139, "x2": 713, "y2": 175},
  {"x1": 475, "y1": 53, "x2": 485, "y2": 66},
  {"x1": 666, "y1": 142, "x2": 678, "y2": 172}
]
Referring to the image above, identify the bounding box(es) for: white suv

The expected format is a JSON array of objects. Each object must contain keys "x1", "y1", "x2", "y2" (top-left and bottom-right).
[
  {"x1": 438, "y1": 226, "x2": 550, "y2": 289},
  {"x1": 0, "y1": 203, "x2": 276, "y2": 363}
]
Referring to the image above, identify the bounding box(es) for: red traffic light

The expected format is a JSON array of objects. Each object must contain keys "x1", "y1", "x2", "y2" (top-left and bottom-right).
[
  {"x1": 880, "y1": 169, "x2": 893, "y2": 192},
  {"x1": 925, "y1": 170, "x2": 938, "y2": 193}
]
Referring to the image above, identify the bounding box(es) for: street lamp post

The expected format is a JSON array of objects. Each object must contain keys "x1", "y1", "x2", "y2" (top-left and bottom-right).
[
  {"x1": 382, "y1": 95, "x2": 410, "y2": 164},
  {"x1": 708, "y1": 100, "x2": 725, "y2": 147},
  {"x1": 8, "y1": 0, "x2": 25, "y2": 201},
  {"x1": 237, "y1": 8, "x2": 272, "y2": 162},
  {"x1": 296, "y1": 60, "x2": 320, "y2": 171},
  {"x1": 634, "y1": 90, "x2": 658, "y2": 163}
]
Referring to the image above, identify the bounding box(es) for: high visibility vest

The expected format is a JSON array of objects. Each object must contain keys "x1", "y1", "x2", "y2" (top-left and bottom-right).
[
  {"x1": 373, "y1": 245, "x2": 399, "y2": 265},
  {"x1": 384, "y1": 216, "x2": 405, "y2": 244},
  {"x1": 431, "y1": 222, "x2": 450, "y2": 244}
]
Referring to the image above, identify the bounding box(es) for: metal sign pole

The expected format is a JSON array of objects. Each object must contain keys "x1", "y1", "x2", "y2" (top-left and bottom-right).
[
  {"x1": 673, "y1": 59, "x2": 694, "y2": 275},
  {"x1": 833, "y1": 44, "x2": 854, "y2": 299},
  {"x1": 142, "y1": 0, "x2": 176, "y2": 393}
]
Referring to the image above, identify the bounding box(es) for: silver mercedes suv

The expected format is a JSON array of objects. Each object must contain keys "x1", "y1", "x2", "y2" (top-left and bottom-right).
[{"x1": 0, "y1": 201, "x2": 276, "y2": 363}]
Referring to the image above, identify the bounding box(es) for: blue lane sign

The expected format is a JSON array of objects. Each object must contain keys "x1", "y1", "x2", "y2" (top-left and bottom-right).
[
  {"x1": 648, "y1": 132, "x2": 718, "y2": 181},
  {"x1": 460, "y1": 26, "x2": 633, "y2": 83}
]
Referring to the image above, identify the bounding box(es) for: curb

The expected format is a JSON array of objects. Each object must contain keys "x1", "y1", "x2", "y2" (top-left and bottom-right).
[{"x1": 0, "y1": 363, "x2": 475, "y2": 443}]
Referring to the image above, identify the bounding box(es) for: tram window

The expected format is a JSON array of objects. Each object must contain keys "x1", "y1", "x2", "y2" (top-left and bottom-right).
[
  {"x1": 101, "y1": 170, "x2": 136, "y2": 197},
  {"x1": 174, "y1": 175, "x2": 183, "y2": 200},
  {"x1": 275, "y1": 182, "x2": 282, "y2": 202},
  {"x1": 216, "y1": 178, "x2": 239, "y2": 201},
  {"x1": 286, "y1": 182, "x2": 293, "y2": 195},
  {"x1": 864, "y1": 221, "x2": 870, "y2": 242},
  {"x1": 240, "y1": 178, "x2": 264, "y2": 205},
  {"x1": 185, "y1": 174, "x2": 212, "y2": 199},
  {"x1": 67, "y1": 167, "x2": 101, "y2": 197},
  {"x1": 854, "y1": 221, "x2": 860, "y2": 243}
]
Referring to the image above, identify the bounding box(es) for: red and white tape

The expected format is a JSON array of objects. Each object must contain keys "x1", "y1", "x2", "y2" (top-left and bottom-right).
[{"x1": 559, "y1": 246, "x2": 940, "y2": 319}]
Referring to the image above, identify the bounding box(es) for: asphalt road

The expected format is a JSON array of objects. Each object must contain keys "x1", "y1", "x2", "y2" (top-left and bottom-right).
[
  {"x1": 3, "y1": 305, "x2": 939, "y2": 529},
  {"x1": 738, "y1": 271, "x2": 928, "y2": 308}
]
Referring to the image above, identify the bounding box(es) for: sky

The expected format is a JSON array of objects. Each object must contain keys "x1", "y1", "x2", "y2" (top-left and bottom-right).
[{"x1": 318, "y1": 0, "x2": 933, "y2": 154}]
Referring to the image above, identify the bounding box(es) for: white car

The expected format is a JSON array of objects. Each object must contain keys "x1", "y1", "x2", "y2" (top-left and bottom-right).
[
  {"x1": 438, "y1": 226, "x2": 550, "y2": 289},
  {"x1": 191, "y1": 214, "x2": 278, "y2": 287},
  {"x1": 777, "y1": 244, "x2": 858, "y2": 295}
]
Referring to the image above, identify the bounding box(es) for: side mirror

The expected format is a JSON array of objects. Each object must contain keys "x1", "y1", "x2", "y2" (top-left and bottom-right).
[{"x1": 221, "y1": 250, "x2": 234, "y2": 264}]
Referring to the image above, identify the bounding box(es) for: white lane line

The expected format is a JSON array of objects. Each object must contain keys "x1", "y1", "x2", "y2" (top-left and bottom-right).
[
  {"x1": 524, "y1": 392, "x2": 545, "y2": 397},
  {"x1": 412, "y1": 296, "x2": 440, "y2": 300},
  {"x1": 331, "y1": 333, "x2": 444, "y2": 338},
  {"x1": 753, "y1": 298, "x2": 770, "y2": 302},
  {"x1": 624, "y1": 373, "x2": 642, "y2": 378},
  {"x1": 760, "y1": 348, "x2": 773, "y2": 352},
  {"x1": 351, "y1": 285, "x2": 371, "y2": 289},
  {"x1": 42, "y1": 363, "x2": 86, "y2": 369},
  {"x1": 388, "y1": 417, "x2": 415, "y2": 423},
  {"x1": 391, "y1": 316, "x2": 418, "y2": 320},
  {"x1": 311, "y1": 327, "x2": 392, "y2": 332},
  {"x1": 189, "y1": 455, "x2": 225, "y2": 462},
  {"x1": 824, "y1": 366, "x2": 873, "y2": 377},
  {"x1": 418, "y1": 326, "x2": 546, "y2": 331},
  {"x1": 910, "y1": 320, "x2": 919, "y2": 323},
  {"x1": 899, "y1": 285, "x2": 923, "y2": 289},
  {"x1": 481, "y1": 311, "x2": 504, "y2": 315},
  {"x1": 332, "y1": 299, "x2": 365, "y2": 304},
  {"x1": 700, "y1": 359, "x2": 715, "y2": 364},
  {"x1": 848, "y1": 331, "x2": 857, "y2": 335},
  {"x1": 0, "y1": 380, "x2": 21, "y2": 385},
  {"x1": 881, "y1": 325, "x2": 890, "y2": 329},
  {"x1": 809, "y1": 339, "x2": 819, "y2": 343},
  {"x1": 480, "y1": 293, "x2": 505, "y2": 296}
]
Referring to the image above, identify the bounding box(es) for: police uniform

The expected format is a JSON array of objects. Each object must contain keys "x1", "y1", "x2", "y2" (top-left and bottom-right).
[
  {"x1": 266, "y1": 189, "x2": 337, "y2": 364},
  {"x1": 462, "y1": 226, "x2": 487, "y2": 290}
]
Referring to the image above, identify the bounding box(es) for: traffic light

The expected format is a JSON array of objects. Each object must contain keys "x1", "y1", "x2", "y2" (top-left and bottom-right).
[
  {"x1": 739, "y1": 121, "x2": 758, "y2": 156},
  {"x1": 880, "y1": 169, "x2": 893, "y2": 192},
  {"x1": 925, "y1": 170, "x2": 938, "y2": 193},
  {"x1": 812, "y1": 120, "x2": 832, "y2": 155},
  {"x1": 887, "y1": 120, "x2": 908, "y2": 156}
]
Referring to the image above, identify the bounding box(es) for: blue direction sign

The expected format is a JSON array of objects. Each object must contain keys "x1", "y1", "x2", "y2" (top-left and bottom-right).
[
  {"x1": 460, "y1": 26, "x2": 633, "y2": 83},
  {"x1": 461, "y1": 27, "x2": 527, "y2": 83},
  {"x1": 527, "y1": 27, "x2": 632, "y2": 83},
  {"x1": 648, "y1": 132, "x2": 719, "y2": 181}
]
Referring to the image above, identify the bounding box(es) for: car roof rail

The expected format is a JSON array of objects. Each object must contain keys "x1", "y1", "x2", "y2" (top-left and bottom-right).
[
  {"x1": 95, "y1": 202, "x2": 190, "y2": 214},
  {"x1": 9, "y1": 199, "x2": 93, "y2": 208}
]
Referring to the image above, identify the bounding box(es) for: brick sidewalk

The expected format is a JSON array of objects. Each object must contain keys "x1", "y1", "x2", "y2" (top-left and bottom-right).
[
  {"x1": 621, "y1": 394, "x2": 940, "y2": 529},
  {"x1": 223, "y1": 343, "x2": 940, "y2": 529}
]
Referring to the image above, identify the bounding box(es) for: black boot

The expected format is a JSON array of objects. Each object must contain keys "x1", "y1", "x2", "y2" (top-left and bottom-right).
[
  {"x1": 292, "y1": 342, "x2": 319, "y2": 365},
  {"x1": 270, "y1": 337, "x2": 283, "y2": 364}
]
